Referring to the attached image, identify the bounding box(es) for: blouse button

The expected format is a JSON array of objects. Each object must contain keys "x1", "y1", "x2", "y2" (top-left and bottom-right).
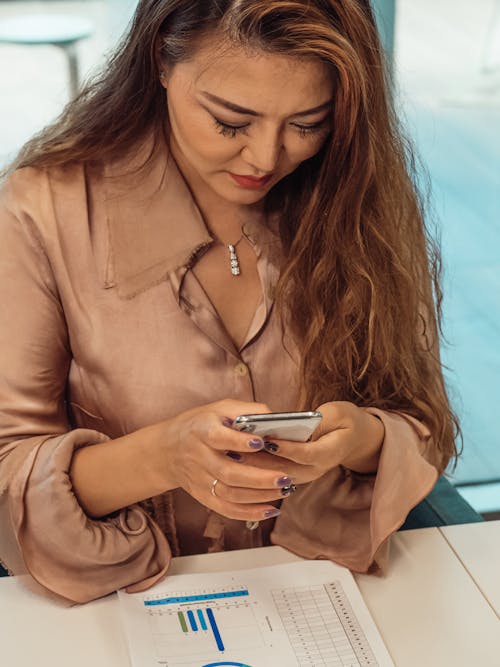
[
  {"x1": 234, "y1": 362, "x2": 248, "y2": 377},
  {"x1": 246, "y1": 520, "x2": 260, "y2": 530}
]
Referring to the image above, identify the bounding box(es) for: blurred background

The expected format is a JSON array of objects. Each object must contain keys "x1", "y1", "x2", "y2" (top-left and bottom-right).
[{"x1": 0, "y1": 0, "x2": 499, "y2": 518}]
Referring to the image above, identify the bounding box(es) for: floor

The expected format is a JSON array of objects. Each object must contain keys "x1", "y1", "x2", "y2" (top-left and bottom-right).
[{"x1": 0, "y1": 1, "x2": 499, "y2": 510}]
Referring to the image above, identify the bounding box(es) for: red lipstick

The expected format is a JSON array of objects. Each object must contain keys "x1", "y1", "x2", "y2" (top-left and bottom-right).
[{"x1": 229, "y1": 172, "x2": 273, "y2": 189}]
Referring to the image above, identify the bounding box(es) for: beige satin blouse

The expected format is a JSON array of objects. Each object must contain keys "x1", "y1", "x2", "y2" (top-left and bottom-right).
[{"x1": 0, "y1": 143, "x2": 439, "y2": 604}]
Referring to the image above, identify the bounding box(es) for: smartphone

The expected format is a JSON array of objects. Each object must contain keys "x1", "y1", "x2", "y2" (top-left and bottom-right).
[{"x1": 232, "y1": 410, "x2": 322, "y2": 442}]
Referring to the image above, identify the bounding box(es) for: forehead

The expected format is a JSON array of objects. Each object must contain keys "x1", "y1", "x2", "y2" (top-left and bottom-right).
[{"x1": 176, "y1": 40, "x2": 333, "y2": 113}]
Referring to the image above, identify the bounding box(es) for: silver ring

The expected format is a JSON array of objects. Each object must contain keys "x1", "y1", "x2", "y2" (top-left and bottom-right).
[{"x1": 211, "y1": 478, "x2": 219, "y2": 497}]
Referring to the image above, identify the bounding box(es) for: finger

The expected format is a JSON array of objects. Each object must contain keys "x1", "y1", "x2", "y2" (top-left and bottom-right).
[
  {"x1": 224, "y1": 450, "x2": 291, "y2": 468},
  {"x1": 260, "y1": 438, "x2": 316, "y2": 465},
  {"x1": 212, "y1": 479, "x2": 297, "y2": 504},
  {"x1": 261, "y1": 433, "x2": 346, "y2": 467},
  {"x1": 313, "y1": 401, "x2": 355, "y2": 438},
  {"x1": 197, "y1": 413, "x2": 269, "y2": 453},
  {"x1": 222, "y1": 451, "x2": 316, "y2": 487},
  {"x1": 196, "y1": 475, "x2": 283, "y2": 521},
  {"x1": 210, "y1": 499, "x2": 282, "y2": 522},
  {"x1": 208, "y1": 449, "x2": 293, "y2": 490}
]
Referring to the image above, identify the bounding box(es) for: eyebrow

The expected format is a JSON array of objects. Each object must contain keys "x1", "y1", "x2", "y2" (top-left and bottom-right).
[{"x1": 200, "y1": 91, "x2": 333, "y2": 118}]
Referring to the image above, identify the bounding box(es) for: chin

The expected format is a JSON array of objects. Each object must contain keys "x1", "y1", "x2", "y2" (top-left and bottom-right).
[{"x1": 216, "y1": 181, "x2": 265, "y2": 200}]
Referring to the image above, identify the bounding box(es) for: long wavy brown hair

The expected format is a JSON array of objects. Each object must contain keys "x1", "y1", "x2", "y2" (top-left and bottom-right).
[{"x1": 5, "y1": 0, "x2": 460, "y2": 471}]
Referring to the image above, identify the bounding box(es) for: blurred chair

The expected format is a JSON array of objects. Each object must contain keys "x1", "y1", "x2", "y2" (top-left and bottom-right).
[
  {"x1": 400, "y1": 476, "x2": 484, "y2": 531},
  {"x1": 0, "y1": 14, "x2": 93, "y2": 98}
]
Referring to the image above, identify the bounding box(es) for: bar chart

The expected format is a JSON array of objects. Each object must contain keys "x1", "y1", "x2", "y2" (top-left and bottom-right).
[{"x1": 143, "y1": 586, "x2": 263, "y2": 664}]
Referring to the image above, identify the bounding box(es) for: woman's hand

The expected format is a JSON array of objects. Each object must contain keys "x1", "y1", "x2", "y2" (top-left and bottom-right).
[
  {"x1": 233, "y1": 401, "x2": 385, "y2": 486},
  {"x1": 159, "y1": 399, "x2": 295, "y2": 522},
  {"x1": 70, "y1": 400, "x2": 383, "y2": 520}
]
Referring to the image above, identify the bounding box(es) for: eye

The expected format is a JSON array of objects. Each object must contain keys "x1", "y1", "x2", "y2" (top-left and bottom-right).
[
  {"x1": 212, "y1": 116, "x2": 330, "y2": 139},
  {"x1": 212, "y1": 117, "x2": 249, "y2": 138},
  {"x1": 293, "y1": 119, "x2": 330, "y2": 137}
]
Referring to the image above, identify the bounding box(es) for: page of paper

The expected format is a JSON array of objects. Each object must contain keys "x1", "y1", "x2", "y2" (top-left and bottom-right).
[{"x1": 118, "y1": 560, "x2": 394, "y2": 667}]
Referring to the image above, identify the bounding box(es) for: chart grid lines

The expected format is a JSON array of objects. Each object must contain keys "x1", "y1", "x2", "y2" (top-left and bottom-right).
[
  {"x1": 326, "y1": 582, "x2": 379, "y2": 666},
  {"x1": 272, "y1": 582, "x2": 379, "y2": 666}
]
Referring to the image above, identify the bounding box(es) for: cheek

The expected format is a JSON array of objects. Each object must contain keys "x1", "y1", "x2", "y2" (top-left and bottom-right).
[
  {"x1": 177, "y1": 109, "x2": 236, "y2": 162},
  {"x1": 288, "y1": 134, "x2": 329, "y2": 165}
]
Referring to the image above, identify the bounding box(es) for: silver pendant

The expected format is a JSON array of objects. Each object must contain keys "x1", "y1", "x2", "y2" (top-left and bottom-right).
[{"x1": 228, "y1": 244, "x2": 240, "y2": 276}]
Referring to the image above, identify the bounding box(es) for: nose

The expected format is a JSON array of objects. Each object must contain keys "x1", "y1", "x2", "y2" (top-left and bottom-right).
[{"x1": 241, "y1": 126, "x2": 283, "y2": 175}]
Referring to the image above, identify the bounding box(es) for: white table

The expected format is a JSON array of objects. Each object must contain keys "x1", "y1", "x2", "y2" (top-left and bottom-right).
[
  {"x1": 1, "y1": 523, "x2": 499, "y2": 667},
  {"x1": 441, "y1": 520, "x2": 500, "y2": 615}
]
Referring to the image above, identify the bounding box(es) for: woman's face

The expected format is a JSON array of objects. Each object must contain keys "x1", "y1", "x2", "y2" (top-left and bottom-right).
[{"x1": 160, "y1": 39, "x2": 333, "y2": 210}]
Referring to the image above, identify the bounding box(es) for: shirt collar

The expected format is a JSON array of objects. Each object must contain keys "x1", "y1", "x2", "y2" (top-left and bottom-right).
[
  {"x1": 100, "y1": 137, "x2": 280, "y2": 299},
  {"x1": 101, "y1": 138, "x2": 212, "y2": 299}
]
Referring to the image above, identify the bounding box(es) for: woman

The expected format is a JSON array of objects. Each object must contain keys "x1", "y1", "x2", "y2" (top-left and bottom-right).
[{"x1": 0, "y1": 0, "x2": 459, "y2": 604}]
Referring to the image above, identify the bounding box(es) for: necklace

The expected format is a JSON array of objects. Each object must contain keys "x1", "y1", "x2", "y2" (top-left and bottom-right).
[
  {"x1": 227, "y1": 234, "x2": 245, "y2": 276},
  {"x1": 214, "y1": 229, "x2": 247, "y2": 276}
]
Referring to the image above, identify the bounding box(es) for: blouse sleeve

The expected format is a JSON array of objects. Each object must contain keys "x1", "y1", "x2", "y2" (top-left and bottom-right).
[
  {"x1": 0, "y1": 172, "x2": 170, "y2": 604},
  {"x1": 270, "y1": 407, "x2": 439, "y2": 572}
]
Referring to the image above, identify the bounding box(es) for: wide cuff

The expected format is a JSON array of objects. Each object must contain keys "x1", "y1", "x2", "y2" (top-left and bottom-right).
[
  {"x1": 270, "y1": 408, "x2": 438, "y2": 573},
  {"x1": 3, "y1": 429, "x2": 170, "y2": 604}
]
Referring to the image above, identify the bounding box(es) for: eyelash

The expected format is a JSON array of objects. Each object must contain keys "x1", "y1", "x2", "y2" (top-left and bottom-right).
[{"x1": 212, "y1": 117, "x2": 329, "y2": 139}]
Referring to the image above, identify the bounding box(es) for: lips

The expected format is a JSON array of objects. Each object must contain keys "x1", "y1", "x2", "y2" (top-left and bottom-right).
[{"x1": 229, "y1": 172, "x2": 273, "y2": 189}]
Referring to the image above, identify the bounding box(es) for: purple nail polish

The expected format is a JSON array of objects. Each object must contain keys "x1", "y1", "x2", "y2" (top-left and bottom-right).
[
  {"x1": 276, "y1": 476, "x2": 293, "y2": 488},
  {"x1": 263, "y1": 508, "x2": 281, "y2": 519},
  {"x1": 264, "y1": 441, "x2": 279, "y2": 453},
  {"x1": 222, "y1": 417, "x2": 234, "y2": 428},
  {"x1": 226, "y1": 451, "x2": 243, "y2": 461},
  {"x1": 248, "y1": 438, "x2": 264, "y2": 449}
]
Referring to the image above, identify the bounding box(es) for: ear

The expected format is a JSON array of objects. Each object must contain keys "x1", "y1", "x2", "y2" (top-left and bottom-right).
[
  {"x1": 154, "y1": 37, "x2": 169, "y2": 89},
  {"x1": 159, "y1": 69, "x2": 168, "y2": 89}
]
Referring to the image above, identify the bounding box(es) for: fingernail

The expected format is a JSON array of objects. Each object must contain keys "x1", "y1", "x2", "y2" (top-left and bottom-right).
[
  {"x1": 222, "y1": 417, "x2": 234, "y2": 427},
  {"x1": 248, "y1": 438, "x2": 264, "y2": 450},
  {"x1": 226, "y1": 451, "x2": 243, "y2": 461},
  {"x1": 276, "y1": 476, "x2": 293, "y2": 488},
  {"x1": 280, "y1": 484, "x2": 297, "y2": 496},
  {"x1": 264, "y1": 441, "x2": 279, "y2": 453},
  {"x1": 263, "y1": 508, "x2": 281, "y2": 519}
]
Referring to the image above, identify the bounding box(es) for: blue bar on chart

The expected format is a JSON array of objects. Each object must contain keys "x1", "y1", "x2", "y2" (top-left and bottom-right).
[
  {"x1": 206, "y1": 608, "x2": 225, "y2": 652},
  {"x1": 144, "y1": 589, "x2": 249, "y2": 606},
  {"x1": 187, "y1": 610, "x2": 198, "y2": 631},
  {"x1": 197, "y1": 608, "x2": 208, "y2": 630},
  {"x1": 174, "y1": 607, "x2": 224, "y2": 652}
]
